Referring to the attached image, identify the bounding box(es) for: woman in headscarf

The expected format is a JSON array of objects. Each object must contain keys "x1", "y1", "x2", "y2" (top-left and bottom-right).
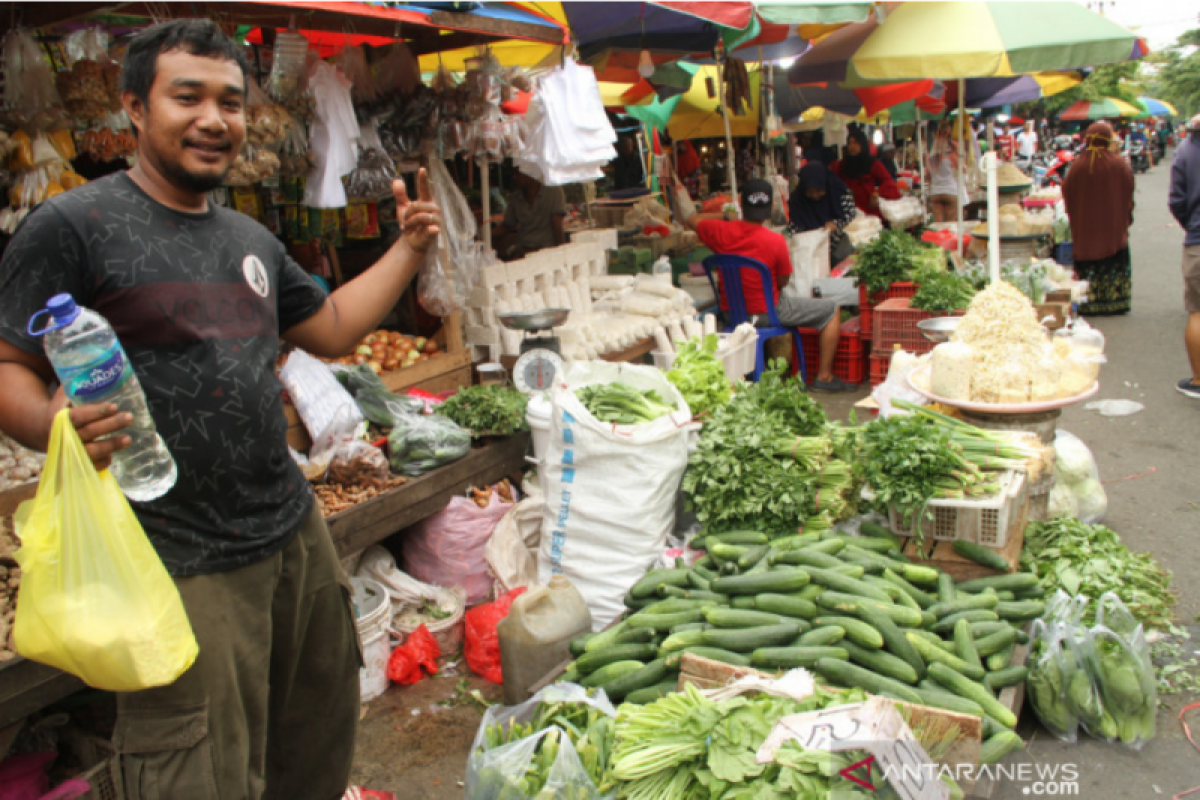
[
  {"x1": 832, "y1": 127, "x2": 901, "y2": 217},
  {"x1": 789, "y1": 162, "x2": 858, "y2": 264},
  {"x1": 1063, "y1": 121, "x2": 1136, "y2": 315}
]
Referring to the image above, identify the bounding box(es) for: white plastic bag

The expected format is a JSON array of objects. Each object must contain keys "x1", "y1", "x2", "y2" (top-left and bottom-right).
[
  {"x1": 304, "y1": 61, "x2": 360, "y2": 208},
  {"x1": 279, "y1": 350, "x2": 364, "y2": 449},
  {"x1": 486, "y1": 497, "x2": 545, "y2": 595},
  {"x1": 538, "y1": 362, "x2": 696, "y2": 629},
  {"x1": 1051, "y1": 430, "x2": 1107, "y2": 524},
  {"x1": 357, "y1": 545, "x2": 442, "y2": 608}
]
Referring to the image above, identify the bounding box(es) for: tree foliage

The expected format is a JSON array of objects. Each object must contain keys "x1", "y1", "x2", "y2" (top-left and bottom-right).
[{"x1": 1142, "y1": 28, "x2": 1200, "y2": 119}]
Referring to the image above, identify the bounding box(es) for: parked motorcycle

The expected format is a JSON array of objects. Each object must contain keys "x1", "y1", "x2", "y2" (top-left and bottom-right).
[{"x1": 1129, "y1": 140, "x2": 1150, "y2": 174}]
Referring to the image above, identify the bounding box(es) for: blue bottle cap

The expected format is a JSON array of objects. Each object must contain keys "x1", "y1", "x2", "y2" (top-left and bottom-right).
[{"x1": 27, "y1": 293, "x2": 80, "y2": 337}]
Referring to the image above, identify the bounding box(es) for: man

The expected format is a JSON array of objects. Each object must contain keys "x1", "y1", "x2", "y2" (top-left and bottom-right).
[
  {"x1": 0, "y1": 21, "x2": 440, "y2": 798},
  {"x1": 1169, "y1": 114, "x2": 1200, "y2": 399},
  {"x1": 492, "y1": 170, "x2": 566, "y2": 259},
  {"x1": 610, "y1": 134, "x2": 645, "y2": 191},
  {"x1": 684, "y1": 178, "x2": 854, "y2": 392},
  {"x1": 1016, "y1": 121, "x2": 1039, "y2": 173},
  {"x1": 1129, "y1": 124, "x2": 1153, "y2": 167}
]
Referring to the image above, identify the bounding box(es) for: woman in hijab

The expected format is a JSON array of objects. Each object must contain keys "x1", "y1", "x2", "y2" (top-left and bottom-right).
[
  {"x1": 1063, "y1": 121, "x2": 1136, "y2": 314},
  {"x1": 832, "y1": 127, "x2": 901, "y2": 217},
  {"x1": 789, "y1": 162, "x2": 858, "y2": 264}
]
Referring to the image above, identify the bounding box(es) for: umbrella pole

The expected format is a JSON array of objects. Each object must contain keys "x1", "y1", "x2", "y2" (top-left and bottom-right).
[
  {"x1": 715, "y1": 52, "x2": 739, "y2": 212},
  {"x1": 986, "y1": 150, "x2": 1000, "y2": 284},
  {"x1": 916, "y1": 120, "x2": 927, "y2": 223},
  {"x1": 957, "y1": 78, "x2": 965, "y2": 259},
  {"x1": 482, "y1": 158, "x2": 491, "y2": 250}
]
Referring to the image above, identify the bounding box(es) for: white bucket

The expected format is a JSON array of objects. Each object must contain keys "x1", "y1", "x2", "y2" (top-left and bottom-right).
[
  {"x1": 351, "y1": 577, "x2": 392, "y2": 703},
  {"x1": 525, "y1": 393, "x2": 553, "y2": 466}
]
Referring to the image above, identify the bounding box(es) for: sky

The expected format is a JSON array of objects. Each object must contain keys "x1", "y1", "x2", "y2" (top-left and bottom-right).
[{"x1": 1076, "y1": 0, "x2": 1198, "y2": 51}]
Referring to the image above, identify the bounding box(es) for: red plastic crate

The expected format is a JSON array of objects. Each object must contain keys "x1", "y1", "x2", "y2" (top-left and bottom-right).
[
  {"x1": 869, "y1": 353, "x2": 890, "y2": 387},
  {"x1": 799, "y1": 317, "x2": 867, "y2": 386},
  {"x1": 871, "y1": 297, "x2": 967, "y2": 358},
  {"x1": 858, "y1": 282, "x2": 918, "y2": 341}
]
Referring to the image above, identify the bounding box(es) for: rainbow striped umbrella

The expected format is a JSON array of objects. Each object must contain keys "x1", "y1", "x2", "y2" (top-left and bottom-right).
[
  {"x1": 1137, "y1": 96, "x2": 1178, "y2": 117},
  {"x1": 1059, "y1": 97, "x2": 1143, "y2": 121}
]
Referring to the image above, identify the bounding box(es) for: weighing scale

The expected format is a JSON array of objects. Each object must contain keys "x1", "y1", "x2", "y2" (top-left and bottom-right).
[{"x1": 497, "y1": 308, "x2": 570, "y2": 394}]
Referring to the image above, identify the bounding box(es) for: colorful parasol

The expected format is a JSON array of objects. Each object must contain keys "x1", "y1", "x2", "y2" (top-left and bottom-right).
[{"x1": 1058, "y1": 97, "x2": 1143, "y2": 121}]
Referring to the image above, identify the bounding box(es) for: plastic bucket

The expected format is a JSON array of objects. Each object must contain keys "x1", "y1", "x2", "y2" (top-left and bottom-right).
[
  {"x1": 525, "y1": 394, "x2": 552, "y2": 466},
  {"x1": 351, "y1": 577, "x2": 392, "y2": 703},
  {"x1": 393, "y1": 586, "x2": 467, "y2": 656}
]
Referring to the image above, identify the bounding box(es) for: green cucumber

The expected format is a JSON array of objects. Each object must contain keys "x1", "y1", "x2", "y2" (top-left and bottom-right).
[
  {"x1": 816, "y1": 591, "x2": 926, "y2": 628},
  {"x1": 770, "y1": 533, "x2": 822, "y2": 551},
  {"x1": 987, "y1": 642, "x2": 1016, "y2": 672},
  {"x1": 802, "y1": 538, "x2": 847, "y2": 555},
  {"x1": 797, "y1": 584, "x2": 826, "y2": 602},
  {"x1": 711, "y1": 569, "x2": 811, "y2": 596},
  {"x1": 814, "y1": 616, "x2": 885, "y2": 649},
  {"x1": 679, "y1": 647, "x2": 751, "y2": 667},
  {"x1": 843, "y1": 544, "x2": 908, "y2": 570},
  {"x1": 630, "y1": 567, "x2": 691, "y2": 598},
  {"x1": 929, "y1": 593, "x2": 1000, "y2": 619},
  {"x1": 937, "y1": 572, "x2": 957, "y2": 604},
  {"x1": 863, "y1": 575, "x2": 907, "y2": 602},
  {"x1": 581, "y1": 660, "x2": 646, "y2": 688},
  {"x1": 830, "y1": 564, "x2": 868, "y2": 578},
  {"x1": 668, "y1": 622, "x2": 707, "y2": 634},
  {"x1": 701, "y1": 623, "x2": 802, "y2": 653},
  {"x1": 980, "y1": 731, "x2": 1024, "y2": 765},
  {"x1": 982, "y1": 715, "x2": 1012, "y2": 738},
  {"x1": 702, "y1": 607, "x2": 791, "y2": 628},
  {"x1": 599, "y1": 658, "x2": 670, "y2": 701},
  {"x1": 954, "y1": 618, "x2": 983, "y2": 673},
  {"x1": 911, "y1": 687, "x2": 985, "y2": 717},
  {"x1": 843, "y1": 536, "x2": 898, "y2": 554},
  {"x1": 803, "y1": 567, "x2": 893, "y2": 603},
  {"x1": 706, "y1": 530, "x2": 770, "y2": 546},
  {"x1": 861, "y1": 607, "x2": 926, "y2": 681},
  {"x1": 658, "y1": 586, "x2": 728, "y2": 603},
  {"x1": 569, "y1": 632, "x2": 596, "y2": 656},
  {"x1": 995, "y1": 600, "x2": 1045, "y2": 622},
  {"x1": 882, "y1": 568, "x2": 937, "y2": 609},
  {"x1": 755, "y1": 593, "x2": 820, "y2": 620},
  {"x1": 952, "y1": 540, "x2": 1011, "y2": 572},
  {"x1": 751, "y1": 646, "x2": 849, "y2": 669},
  {"x1": 970, "y1": 621, "x2": 1028, "y2": 644},
  {"x1": 584, "y1": 622, "x2": 628, "y2": 653},
  {"x1": 842, "y1": 640, "x2": 920, "y2": 685},
  {"x1": 974, "y1": 627, "x2": 1018, "y2": 658},
  {"x1": 931, "y1": 609, "x2": 1001, "y2": 635},
  {"x1": 731, "y1": 596, "x2": 757, "y2": 609},
  {"x1": 956, "y1": 573, "x2": 1040, "y2": 594},
  {"x1": 737, "y1": 544, "x2": 772, "y2": 571},
  {"x1": 641, "y1": 597, "x2": 718, "y2": 615},
  {"x1": 709, "y1": 542, "x2": 753, "y2": 563},
  {"x1": 901, "y1": 564, "x2": 941, "y2": 586},
  {"x1": 798, "y1": 626, "x2": 847, "y2": 647},
  {"x1": 624, "y1": 591, "x2": 654, "y2": 610},
  {"x1": 813, "y1": 658, "x2": 922, "y2": 704},
  {"x1": 906, "y1": 632, "x2": 986, "y2": 681},
  {"x1": 659, "y1": 628, "x2": 707, "y2": 652},
  {"x1": 773, "y1": 549, "x2": 844, "y2": 570},
  {"x1": 909, "y1": 629, "x2": 955, "y2": 652},
  {"x1": 626, "y1": 610, "x2": 706, "y2": 631},
  {"x1": 574, "y1": 643, "x2": 659, "y2": 675},
  {"x1": 685, "y1": 570, "x2": 711, "y2": 592},
  {"x1": 984, "y1": 666, "x2": 1028, "y2": 691},
  {"x1": 859, "y1": 522, "x2": 900, "y2": 546},
  {"x1": 692, "y1": 563, "x2": 719, "y2": 584},
  {"x1": 626, "y1": 680, "x2": 680, "y2": 704},
  {"x1": 927, "y1": 663, "x2": 1017, "y2": 728}
]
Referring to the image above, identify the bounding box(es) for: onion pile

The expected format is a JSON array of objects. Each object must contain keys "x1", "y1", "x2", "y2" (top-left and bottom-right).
[{"x1": 327, "y1": 329, "x2": 440, "y2": 374}]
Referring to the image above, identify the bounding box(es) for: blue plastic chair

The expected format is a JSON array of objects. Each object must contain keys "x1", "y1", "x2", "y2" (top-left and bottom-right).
[{"x1": 702, "y1": 254, "x2": 807, "y2": 383}]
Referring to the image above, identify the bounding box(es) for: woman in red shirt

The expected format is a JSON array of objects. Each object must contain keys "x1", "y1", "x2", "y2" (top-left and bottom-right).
[{"x1": 831, "y1": 127, "x2": 901, "y2": 217}]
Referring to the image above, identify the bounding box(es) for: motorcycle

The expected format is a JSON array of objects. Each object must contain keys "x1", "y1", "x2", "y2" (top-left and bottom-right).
[
  {"x1": 1035, "y1": 146, "x2": 1075, "y2": 187},
  {"x1": 1129, "y1": 140, "x2": 1150, "y2": 174}
]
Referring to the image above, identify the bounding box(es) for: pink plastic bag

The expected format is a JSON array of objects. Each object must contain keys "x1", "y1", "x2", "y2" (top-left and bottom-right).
[
  {"x1": 402, "y1": 492, "x2": 512, "y2": 604},
  {"x1": 0, "y1": 752, "x2": 53, "y2": 800},
  {"x1": 465, "y1": 587, "x2": 527, "y2": 683}
]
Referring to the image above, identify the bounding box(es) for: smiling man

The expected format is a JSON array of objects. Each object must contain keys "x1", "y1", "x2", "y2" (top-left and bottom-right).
[{"x1": 0, "y1": 20, "x2": 440, "y2": 799}]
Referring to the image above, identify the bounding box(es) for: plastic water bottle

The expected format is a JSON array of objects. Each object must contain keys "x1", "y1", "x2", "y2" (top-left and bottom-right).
[
  {"x1": 652, "y1": 255, "x2": 672, "y2": 284},
  {"x1": 29, "y1": 294, "x2": 177, "y2": 502}
]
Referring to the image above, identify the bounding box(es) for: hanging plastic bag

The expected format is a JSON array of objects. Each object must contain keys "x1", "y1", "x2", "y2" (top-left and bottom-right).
[
  {"x1": 374, "y1": 42, "x2": 421, "y2": 97},
  {"x1": 464, "y1": 587, "x2": 527, "y2": 683},
  {"x1": 12, "y1": 411, "x2": 198, "y2": 691},
  {"x1": 267, "y1": 29, "x2": 311, "y2": 102},
  {"x1": 338, "y1": 44, "x2": 379, "y2": 103},
  {"x1": 1, "y1": 29, "x2": 65, "y2": 131},
  {"x1": 385, "y1": 623, "x2": 440, "y2": 685}
]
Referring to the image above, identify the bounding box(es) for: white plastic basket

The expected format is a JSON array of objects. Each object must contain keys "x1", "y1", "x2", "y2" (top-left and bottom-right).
[
  {"x1": 885, "y1": 470, "x2": 1027, "y2": 547},
  {"x1": 652, "y1": 331, "x2": 758, "y2": 382}
]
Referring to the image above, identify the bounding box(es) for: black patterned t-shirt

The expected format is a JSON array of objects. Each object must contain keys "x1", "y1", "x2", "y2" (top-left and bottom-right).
[{"x1": 0, "y1": 173, "x2": 328, "y2": 576}]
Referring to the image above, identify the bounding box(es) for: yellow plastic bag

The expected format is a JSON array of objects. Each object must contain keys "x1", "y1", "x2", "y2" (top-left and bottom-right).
[{"x1": 13, "y1": 410, "x2": 198, "y2": 691}]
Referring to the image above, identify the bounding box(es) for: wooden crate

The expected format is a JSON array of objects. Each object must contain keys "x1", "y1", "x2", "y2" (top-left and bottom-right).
[
  {"x1": 900, "y1": 503, "x2": 1028, "y2": 582},
  {"x1": 1033, "y1": 302, "x2": 1070, "y2": 330},
  {"x1": 967, "y1": 642, "x2": 1030, "y2": 800},
  {"x1": 284, "y1": 311, "x2": 470, "y2": 452}
]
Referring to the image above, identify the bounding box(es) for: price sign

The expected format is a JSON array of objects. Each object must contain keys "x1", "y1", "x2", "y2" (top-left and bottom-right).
[{"x1": 756, "y1": 696, "x2": 949, "y2": 800}]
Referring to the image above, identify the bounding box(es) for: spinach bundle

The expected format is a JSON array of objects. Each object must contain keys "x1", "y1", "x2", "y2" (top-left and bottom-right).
[
  {"x1": 665, "y1": 334, "x2": 732, "y2": 419},
  {"x1": 854, "y1": 229, "x2": 931, "y2": 294},
  {"x1": 577, "y1": 382, "x2": 677, "y2": 425},
  {"x1": 436, "y1": 385, "x2": 529, "y2": 437},
  {"x1": 908, "y1": 266, "x2": 976, "y2": 313}
]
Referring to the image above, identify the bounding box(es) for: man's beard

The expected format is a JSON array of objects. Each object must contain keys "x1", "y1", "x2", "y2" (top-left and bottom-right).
[{"x1": 161, "y1": 158, "x2": 230, "y2": 194}]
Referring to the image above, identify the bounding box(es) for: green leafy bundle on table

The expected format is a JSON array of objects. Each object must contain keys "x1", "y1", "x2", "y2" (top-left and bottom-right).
[
  {"x1": 437, "y1": 385, "x2": 530, "y2": 436},
  {"x1": 578, "y1": 382, "x2": 678, "y2": 425},
  {"x1": 1020, "y1": 518, "x2": 1175, "y2": 630},
  {"x1": 665, "y1": 334, "x2": 733, "y2": 419},
  {"x1": 909, "y1": 266, "x2": 977, "y2": 313},
  {"x1": 854, "y1": 230, "x2": 941, "y2": 294},
  {"x1": 683, "y1": 360, "x2": 855, "y2": 536}
]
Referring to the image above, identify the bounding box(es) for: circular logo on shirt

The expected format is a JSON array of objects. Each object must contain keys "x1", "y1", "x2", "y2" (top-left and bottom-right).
[{"x1": 242, "y1": 255, "x2": 270, "y2": 298}]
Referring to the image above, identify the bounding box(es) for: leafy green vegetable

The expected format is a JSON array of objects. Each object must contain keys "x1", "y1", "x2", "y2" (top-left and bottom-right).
[
  {"x1": 436, "y1": 385, "x2": 529, "y2": 436},
  {"x1": 665, "y1": 334, "x2": 733, "y2": 419},
  {"x1": 908, "y1": 267, "x2": 976, "y2": 313},
  {"x1": 578, "y1": 382, "x2": 678, "y2": 425},
  {"x1": 1020, "y1": 518, "x2": 1175, "y2": 630},
  {"x1": 853, "y1": 229, "x2": 932, "y2": 294}
]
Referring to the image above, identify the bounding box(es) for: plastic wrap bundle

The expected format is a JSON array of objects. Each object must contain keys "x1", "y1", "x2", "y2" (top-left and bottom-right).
[
  {"x1": 515, "y1": 58, "x2": 617, "y2": 186},
  {"x1": 304, "y1": 61, "x2": 360, "y2": 208},
  {"x1": 419, "y1": 155, "x2": 482, "y2": 317}
]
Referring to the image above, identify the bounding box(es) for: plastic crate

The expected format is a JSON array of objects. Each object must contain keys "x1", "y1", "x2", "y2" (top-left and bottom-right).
[
  {"x1": 869, "y1": 353, "x2": 890, "y2": 387},
  {"x1": 886, "y1": 470, "x2": 1028, "y2": 546},
  {"x1": 871, "y1": 297, "x2": 965, "y2": 358},
  {"x1": 798, "y1": 318, "x2": 866, "y2": 385},
  {"x1": 858, "y1": 282, "x2": 918, "y2": 341},
  {"x1": 1054, "y1": 242, "x2": 1073, "y2": 266}
]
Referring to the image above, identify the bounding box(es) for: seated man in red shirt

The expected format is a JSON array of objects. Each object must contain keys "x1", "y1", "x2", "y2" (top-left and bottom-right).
[{"x1": 684, "y1": 179, "x2": 855, "y2": 392}]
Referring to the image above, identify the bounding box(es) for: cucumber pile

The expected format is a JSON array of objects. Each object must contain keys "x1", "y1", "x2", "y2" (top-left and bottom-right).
[{"x1": 560, "y1": 526, "x2": 1041, "y2": 764}]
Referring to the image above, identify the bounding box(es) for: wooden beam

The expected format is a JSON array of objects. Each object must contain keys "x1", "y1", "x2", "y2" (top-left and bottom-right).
[
  {"x1": 0, "y1": 659, "x2": 84, "y2": 730},
  {"x1": 428, "y1": 10, "x2": 562, "y2": 44}
]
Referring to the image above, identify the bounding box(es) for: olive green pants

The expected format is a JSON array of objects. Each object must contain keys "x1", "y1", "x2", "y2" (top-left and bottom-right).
[{"x1": 113, "y1": 505, "x2": 362, "y2": 800}]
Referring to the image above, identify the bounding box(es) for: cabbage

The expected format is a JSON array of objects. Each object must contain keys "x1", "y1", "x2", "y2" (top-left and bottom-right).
[
  {"x1": 1047, "y1": 482, "x2": 1079, "y2": 519},
  {"x1": 1073, "y1": 478, "x2": 1108, "y2": 524},
  {"x1": 1055, "y1": 431, "x2": 1096, "y2": 485}
]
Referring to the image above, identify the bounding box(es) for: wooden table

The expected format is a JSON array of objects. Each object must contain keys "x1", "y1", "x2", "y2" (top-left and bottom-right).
[{"x1": 0, "y1": 658, "x2": 83, "y2": 730}]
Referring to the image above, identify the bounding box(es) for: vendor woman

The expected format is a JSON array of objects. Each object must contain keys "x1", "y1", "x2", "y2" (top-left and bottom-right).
[
  {"x1": 1063, "y1": 122, "x2": 1135, "y2": 315},
  {"x1": 831, "y1": 127, "x2": 901, "y2": 217},
  {"x1": 789, "y1": 162, "x2": 857, "y2": 264}
]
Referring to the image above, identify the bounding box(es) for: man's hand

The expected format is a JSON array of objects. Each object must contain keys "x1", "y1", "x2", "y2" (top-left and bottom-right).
[
  {"x1": 824, "y1": 221, "x2": 838, "y2": 233},
  {"x1": 61, "y1": 399, "x2": 132, "y2": 472},
  {"x1": 395, "y1": 168, "x2": 442, "y2": 255}
]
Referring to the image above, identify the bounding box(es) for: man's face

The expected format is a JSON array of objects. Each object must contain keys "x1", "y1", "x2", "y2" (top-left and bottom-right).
[{"x1": 124, "y1": 50, "x2": 246, "y2": 195}]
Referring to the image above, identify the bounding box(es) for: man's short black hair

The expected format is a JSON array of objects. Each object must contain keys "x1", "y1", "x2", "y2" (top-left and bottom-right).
[{"x1": 120, "y1": 19, "x2": 251, "y2": 103}]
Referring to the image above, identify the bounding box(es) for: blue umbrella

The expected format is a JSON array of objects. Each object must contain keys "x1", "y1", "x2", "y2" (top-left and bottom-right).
[{"x1": 1137, "y1": 96, "x2": 1177, "y2": 117}]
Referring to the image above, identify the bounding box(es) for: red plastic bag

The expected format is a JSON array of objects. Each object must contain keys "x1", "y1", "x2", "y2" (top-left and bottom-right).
[
  {"x1": 464, "y1": 587, "x2": 527, "y2": 683},
  {"x1": 385, "y1": 624, "x2": 441, "y2": 685}
]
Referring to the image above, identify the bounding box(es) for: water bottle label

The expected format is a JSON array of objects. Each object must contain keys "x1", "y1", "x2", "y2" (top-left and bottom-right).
[{"x1": 62, "y1": 345, "x2": 133, "y2": 401}]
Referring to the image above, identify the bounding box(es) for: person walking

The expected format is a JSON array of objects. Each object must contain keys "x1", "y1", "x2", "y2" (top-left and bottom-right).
[
  {"x1": 1169, "y1": 114, "x2": 1200, "y2": 399},
  {"x1": 1016, "y1": 120, "x2": 1039, "y2": 174},
  {"x1": 1063, "y1": 122, "x2": 1136, "y2": 315},
  {"x1": 0, "y1": 20, "x2": 441, "y2": 798}
]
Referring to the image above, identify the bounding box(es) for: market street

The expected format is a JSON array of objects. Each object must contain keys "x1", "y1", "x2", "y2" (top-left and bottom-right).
[{"x1": 828, "y1": 156, "x2": 1200, "y2": 799}]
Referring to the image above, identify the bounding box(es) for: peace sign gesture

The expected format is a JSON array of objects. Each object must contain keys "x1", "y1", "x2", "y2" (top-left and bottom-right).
[{"x1": 394, "y1": 167, "x2": 441, "y2": 256}]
